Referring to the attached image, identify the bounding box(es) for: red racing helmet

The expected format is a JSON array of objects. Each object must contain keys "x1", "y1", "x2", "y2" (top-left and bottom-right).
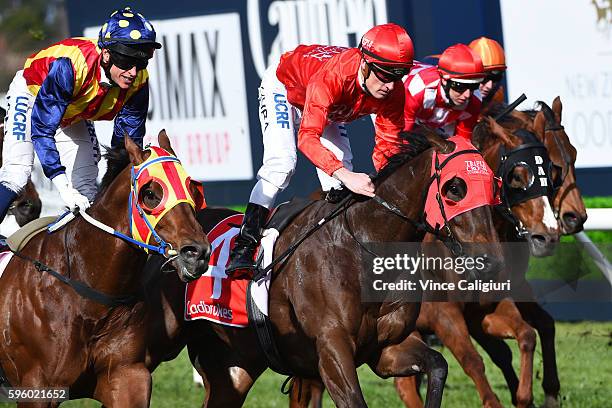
[
  {"x1": 359, "y1": 23, "x2": 414, "y2": 77},
  {"x1": 438, "y1": 43, "x2": 485, "y2": 83}
]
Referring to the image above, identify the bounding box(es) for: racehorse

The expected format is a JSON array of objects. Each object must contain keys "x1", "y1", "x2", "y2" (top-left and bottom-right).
[
  {"x1": 494, "y1": 98, "x2": 586, "y2": 407},
  {"x1": 293, "y1": 112, "x2": 557, "y2": 408},
  {"x1": 292, "y1": 97, "x2": 586, "y2": 407},
  {"x1": 513, "y1": 97, "x2": 587, "y2": 235},
  {"x1": 158, "y1": 129, "x2": 506, "y2": 408},
  {"x1": 395, "y1": 104, "x2": 581, "y2": 408},
  {"x1": 0, "y1": 131, "x2": 211, "y2": 407},
  {"x1": 0, "y1": 112, "x2": 41, "y2": 228}
]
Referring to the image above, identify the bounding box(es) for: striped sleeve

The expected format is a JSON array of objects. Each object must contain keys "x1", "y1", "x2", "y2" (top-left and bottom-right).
[{"x1": 30, "y1": 57, "x2": 74, "y2": 179}]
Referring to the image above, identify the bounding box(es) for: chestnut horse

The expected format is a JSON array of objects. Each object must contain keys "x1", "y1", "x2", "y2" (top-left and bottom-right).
[
  {"x1": 0, "y1": 112, "x2": 41, "y2": 228},
  {"x1": 0, "y1": 132, "x2": 211, "y2": 407},
  {"x1": 514, "y1": 97, "x2": 587, "y2": 234},
  {"x1": 493, "y1": 98, "x2": 586, "y2": 407},
  {"x1": 159, "y1": 130, "x2": 506, "y2": 408}
]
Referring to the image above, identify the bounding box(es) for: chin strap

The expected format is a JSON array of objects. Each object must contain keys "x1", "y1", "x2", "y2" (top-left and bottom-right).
[
  {"x1": 100, "y1": 57, "x2": 118, "y2": 87},
  {"x1": 441, "y1": 80, "x2": 457, "y2": 108},
  {"x1": 360, "y1": 63, "x2": 373, "y2": 97}
]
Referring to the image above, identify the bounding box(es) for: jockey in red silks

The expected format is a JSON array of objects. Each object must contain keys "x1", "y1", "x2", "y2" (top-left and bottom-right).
[
  {"x1": 227, "y1": 23, "x2": 415, "y2": 279},
  {"x1": 0, "y1": 7, "x2": 160, "y2": 223},
  {"x1": 403, "y1": 43, "x2": 485, "y2": 139}
]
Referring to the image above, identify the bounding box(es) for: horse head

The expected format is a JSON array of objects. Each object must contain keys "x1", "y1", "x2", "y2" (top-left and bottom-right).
[
  {"x1": 534, "y1": 98, "x2": 587, "y2": 234},
  {"x1": 379, "y1": 128, "x2": 504, "y2": 280},
  {"x1": 96, "y1": 130, "x2": 211, "y2": 282},
  {"x1": 477, "y1": 114, "x2": 560, "y2": 257}
]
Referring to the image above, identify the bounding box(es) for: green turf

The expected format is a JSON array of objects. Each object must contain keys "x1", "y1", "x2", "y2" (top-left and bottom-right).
[{"x1": 10, "y1": 321, "x2": 602, "y2": 407}]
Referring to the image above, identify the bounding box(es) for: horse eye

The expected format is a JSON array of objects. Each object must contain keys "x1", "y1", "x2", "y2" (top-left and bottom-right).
[
  {"x1": 140, "y1": 186, "x2": 162, "y2": 210},
  {"x1": 442, "y1": 178, "x2": 466, "y2": 201}
]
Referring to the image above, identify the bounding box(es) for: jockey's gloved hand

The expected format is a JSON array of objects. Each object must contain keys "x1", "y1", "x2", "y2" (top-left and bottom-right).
[{"x1": 51, "y1": 173, "x2": 91, "y2": 211}]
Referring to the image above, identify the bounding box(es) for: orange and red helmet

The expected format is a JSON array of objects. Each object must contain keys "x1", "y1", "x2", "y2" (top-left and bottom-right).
[
  {"x1": 468, "y1": 37, "x2": 506, "y2": 72},
  {"x1": 359, "y1": 23, "x2": 414, "y2": 80},
  {"x1": 437, "y1": 43, "x2": 485, "y2": 83}
]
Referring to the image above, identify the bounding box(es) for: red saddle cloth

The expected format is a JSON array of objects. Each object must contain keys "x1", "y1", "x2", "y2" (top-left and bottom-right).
[{"x1": 184, "y1": 214, "x2": 249, "y2": 327}]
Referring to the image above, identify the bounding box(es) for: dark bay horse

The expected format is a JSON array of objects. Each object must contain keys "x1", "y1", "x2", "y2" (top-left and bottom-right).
[
  {"x1": 164, "y1": 130, "x2": 506, "y2": 408},
  {"x1": 293, "y1": 110, "x2": 560, "y2": 408},
  {"x1": 0, "y1": 132, "x2": 211, "y2": 407},
  {"x1": 0, "y1": 114, "x2": 41, "y2": 228}
]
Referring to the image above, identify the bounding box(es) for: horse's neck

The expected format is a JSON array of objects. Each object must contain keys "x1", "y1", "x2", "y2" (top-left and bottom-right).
[
  {"x1": 480, "y1": 138, "x2": 502, "y2": 170},
  {"x1": 69, "y1": 185, "x2": 146, "y2": 297},
  {"x1": 351, "y1": 154, "x2": 431, "y2": 243}
]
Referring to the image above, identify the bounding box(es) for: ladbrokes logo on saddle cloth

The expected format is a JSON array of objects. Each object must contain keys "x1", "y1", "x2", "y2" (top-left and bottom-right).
[
  {"x1": 185, "y1": 213, "x2": 249, "y2": 327},
  {"x1": 424, "y1": 136, "x2": 502, "y2": 229}
]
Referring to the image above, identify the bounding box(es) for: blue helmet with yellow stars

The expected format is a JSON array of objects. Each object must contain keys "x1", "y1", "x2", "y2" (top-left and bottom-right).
[{"x1": 98, "y1": 7, "x2": 161, "y2": 60}]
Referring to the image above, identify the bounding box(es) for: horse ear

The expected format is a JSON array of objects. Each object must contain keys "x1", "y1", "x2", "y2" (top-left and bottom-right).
[
  {"x1": 158, "y1": 129, "x2": 178, "y2": 156},
  {"x1": 190, "y1": 180, "x2": 207, "y2": 210},
  {"x1": 533, "y1": 110, "x2": 546, "y2": 142},
  {"x1": 483, "y1": 116, "x2": 520, "y2": 148},
  {"x1": 125, "y1": 133, "x2": 145, "y2": 165},
  {"x1": 552, "y1": 96, "x2": 562, "y2": 123},
  {"x1": 420, "y1": 127, "x2": 454, "y2": 154}
]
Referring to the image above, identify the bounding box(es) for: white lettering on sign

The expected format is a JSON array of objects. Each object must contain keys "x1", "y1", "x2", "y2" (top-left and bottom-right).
[{"x1": 247, "y1": 0, "x2": 388, "y2": 78}]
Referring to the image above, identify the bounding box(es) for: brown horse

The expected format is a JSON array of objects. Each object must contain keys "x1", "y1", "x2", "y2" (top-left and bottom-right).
[
  {"x1": 0, "y1": 132, "x2": 211, "y2": 407},
  {"x1": 160, "y1": 130, "x2": 507, "y2": 408},
  {"x1": 292, "y1": 109, "x2": 560, "y2": 408},
  {"x1": 514, "y1": 97, "x2": 587, "y2": 234},
  {"x1": 0, "y1": 116, "x2": 41, "y2": 228},
  {"x1": 394, "y1": 106, "x2": 575, "y2": 408},
  {"x1": 496, "y1": 98, "x2": 586, "y2": 407}
]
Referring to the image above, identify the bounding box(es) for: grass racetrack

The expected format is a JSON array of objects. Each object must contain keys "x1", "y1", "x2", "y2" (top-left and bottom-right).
[{"x1": 17, "y1": 321, "x2": 605, "y2": 407}]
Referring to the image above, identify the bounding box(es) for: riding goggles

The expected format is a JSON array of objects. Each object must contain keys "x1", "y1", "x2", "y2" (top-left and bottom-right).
[
  {"x1": 484, "y1": 70, "x2": 504, "y2": 83},
  {"x1": 109, "y1": 50, "x2": 149, "y2": 71},
  {"x1": 448, "y1": 80, "x2": 481, "y2": 93},
  {"x1": 369, "y1": 62, "x2": 410, "y2": 83}
]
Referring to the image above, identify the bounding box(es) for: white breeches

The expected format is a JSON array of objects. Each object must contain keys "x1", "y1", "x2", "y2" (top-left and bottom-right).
[{"x1": 251, "y1": 62, "x2": 353, "y2": 209}]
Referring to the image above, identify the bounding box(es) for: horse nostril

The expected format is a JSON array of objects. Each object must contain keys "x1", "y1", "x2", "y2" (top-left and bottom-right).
[
  {"x1": 562, "y1": 212, "x2": 579, "y2": 228},
  {"x1": 180, "y1": 244, "x2": 203, "y2": 260},
  {"x1": 531, "y1": 234, "x2": 547, "y2": 245}
]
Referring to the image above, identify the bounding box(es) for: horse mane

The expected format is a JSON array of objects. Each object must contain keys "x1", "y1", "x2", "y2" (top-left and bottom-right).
[
  {"x1": 519, "y1": 100, "x2": 555, "y2": 124},
  {"x1": 473, "y1": 101, "x2": 525, "y2": 147},
  {"x1": 98, "y1": 144, "x2": 130, "y2": 195},
  {"x1": 372, "y1": 129, "x2": 432, "y2": 183},
  {"x1": 534, "y1": 101, "x2": 557, "y2": 126}
]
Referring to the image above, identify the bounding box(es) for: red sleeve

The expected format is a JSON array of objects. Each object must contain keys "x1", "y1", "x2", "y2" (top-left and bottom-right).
[
  {"x1": 455, "y1": 97, "x2": 482, "y2": 139},
  {"x1": 373, "y1": 88, "x2": 408, "y2": 171},
  {"x1": 403, "y1": 82, "x2": 423, "y2": 132},
  {"x1": 296, "y1": 74, "x2": 344, "y2": 176}
]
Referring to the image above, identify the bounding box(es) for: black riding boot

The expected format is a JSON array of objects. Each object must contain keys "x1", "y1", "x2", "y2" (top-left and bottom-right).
[{"x1": 226, "y1": 202, "x2": 270, "y2": 279}]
